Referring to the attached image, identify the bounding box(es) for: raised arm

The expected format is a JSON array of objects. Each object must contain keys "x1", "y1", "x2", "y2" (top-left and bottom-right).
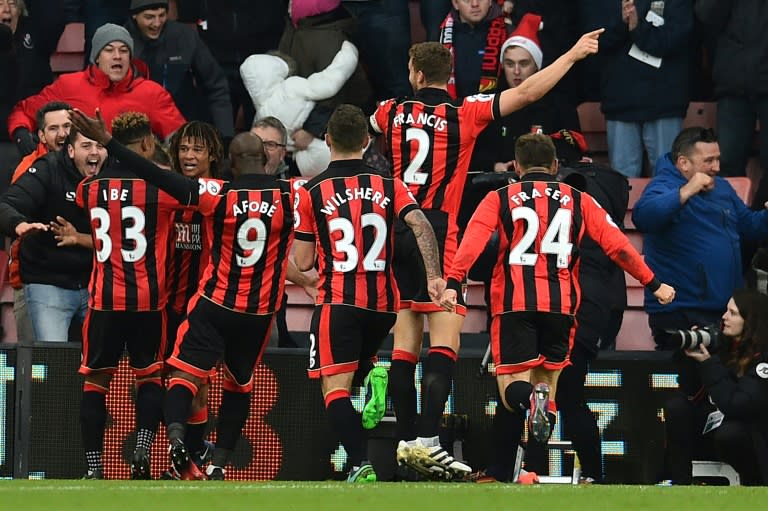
[
  {"x1": 69, "y1": 108, "x2": 197, "y2": 206},
  {"x1": 498, "y1": 28, "x2": 603, "y2": 117}
]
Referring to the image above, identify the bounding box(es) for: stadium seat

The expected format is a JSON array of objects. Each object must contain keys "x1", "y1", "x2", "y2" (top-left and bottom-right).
[
  {"x1": 615, "y1": 309, "x2": 654, "y2": 350},
  {"x1": 624, "y1": 271, "x2": 644, "y2": 308},
  {"x1": 0, "y1": 250, "x2": 16, "y2": 343},
  {"x1": 624, "y1": 177, "x2": 650, "y2": 230},
  {"x1": 283, "y1": 279, "x2": 490, "y2": 334},
  {"x1": 576, "y1": 102, "x2": 608, "y2": 164},
  {"x1": 683, "y1": 102, "x2": 717, "y2": 129},
  {"x1": 725, "y1": 176, "x2": 752, "y2": 206},
  {"x1": 626, "y1": 231, "x2": 643, "y2": 253},
  {"x1": 50, "y1": 22, "x2": 85, "y2": 74}
]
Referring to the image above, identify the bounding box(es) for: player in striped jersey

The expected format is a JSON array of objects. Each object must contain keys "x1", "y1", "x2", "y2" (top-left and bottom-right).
[
  {"x1": 293, "y1": 105, "x2": 445, "y2": 482},
  {"x1": 75, "y1": 112, "x2": 185, "y2": 480},
  {"x1": 439, "y1": 134, "x2": 675, "y2": 476},
  {"x1": 368, "y1": 30, "x2": 605, "y2": 473},
  {"x1": 70, "y1": 109, "x2": 315, "y2": 480},
  {"x1": 159, "y1": 121, "x2": 224, "y2": 479}
]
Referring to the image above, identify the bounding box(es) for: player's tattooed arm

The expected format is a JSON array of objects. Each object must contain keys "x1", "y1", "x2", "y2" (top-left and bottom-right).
[{"x1": 404, "y1": 209, "x2": 442, "y2": 280}]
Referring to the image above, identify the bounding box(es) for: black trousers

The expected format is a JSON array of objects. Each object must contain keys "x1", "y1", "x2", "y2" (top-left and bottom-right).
[{"x1": 663, "y1": 391, "x2": 764, "y2": 485}]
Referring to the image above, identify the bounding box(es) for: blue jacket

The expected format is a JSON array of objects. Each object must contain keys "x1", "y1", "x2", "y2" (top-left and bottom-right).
[{"x1": 632, "y1": 154, "x2": 768, "y2": 313}]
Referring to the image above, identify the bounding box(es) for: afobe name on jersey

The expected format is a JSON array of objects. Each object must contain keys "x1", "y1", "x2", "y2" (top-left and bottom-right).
[
  {"x1": 392, "y1": 111, "x2": 448, "y2": 131},
  {"x1": 509, "y1": 187, "x2": 572, "y2": 207},
  {"x1": 319, "y1": 187, "x2": 391, "y2": 216},
  {"x1": 232, "y1": 199, "x2": 277, "y2": 217}
]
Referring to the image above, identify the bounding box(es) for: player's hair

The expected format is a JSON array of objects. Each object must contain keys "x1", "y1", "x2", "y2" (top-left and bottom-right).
[
  {"x1": 35, "y1": 101, "x2": 72, "y2": 129},
  {"x1": 408, "y1": 42, "x2": 452, "y2": 85},
  {"x1": 168, "y1": 121, "x2": 223, "y2": 178},
  {"x1": 111, "y1": 111, "x2": 151, "y2": 145},
  {"x1": 326, "y1": 104, "x2": 368, "y2": 154},
  {"x1": 514, "y1": 133, "x2": 557, "y2": 170},
  {"x1": 671, "y1": 127, "x2": 717, "y2": 162},
  {"x1": 252, "y1": 116, "x2": 288, "y2": 146}
]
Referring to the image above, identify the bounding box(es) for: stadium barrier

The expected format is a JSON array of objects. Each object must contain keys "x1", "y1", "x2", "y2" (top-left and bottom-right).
[{"x1": 0, "y1": 342, "x2": 678, "y2": 483}]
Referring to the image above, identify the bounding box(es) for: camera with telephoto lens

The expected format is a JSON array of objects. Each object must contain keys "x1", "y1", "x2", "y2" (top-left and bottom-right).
[{"x1": 666, "y1": 325, "x2": 722, "y2": 351}]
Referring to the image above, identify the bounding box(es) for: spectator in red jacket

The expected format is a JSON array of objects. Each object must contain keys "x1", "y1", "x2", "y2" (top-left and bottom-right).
[{"x1": 7, "y1": 23, "x2": 184, "y2": 156}]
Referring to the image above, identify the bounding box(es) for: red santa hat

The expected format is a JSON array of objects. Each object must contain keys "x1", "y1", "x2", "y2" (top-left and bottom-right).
[{"x1": 500, "y1": 13, "x2": 543, "y2": 70}]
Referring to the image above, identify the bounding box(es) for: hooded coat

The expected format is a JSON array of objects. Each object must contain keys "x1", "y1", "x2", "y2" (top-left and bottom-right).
[{"x1": 240, "y1": 40, "x2": 358, "y2": 176}]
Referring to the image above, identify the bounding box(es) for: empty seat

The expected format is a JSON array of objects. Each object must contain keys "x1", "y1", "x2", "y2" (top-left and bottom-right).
[
  {"x1": 725, "y1": 176, "x2": 752, "y2": 206},
  {"x1": 615, "y1": 309, "x2": 655, "y2": 350},
  {"x1": 683, "y1": 102, "x2": 717, "y2": 130},
  {"x1": 576, "y1": 102, "x2": 608, "y2": 155},
  {"x1": 51, "y1": 23, "x2": 85, "y2": 74}
]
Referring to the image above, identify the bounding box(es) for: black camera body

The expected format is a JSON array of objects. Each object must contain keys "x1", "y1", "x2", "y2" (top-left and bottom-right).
[{"x1": 667, "y1": 325, "x2": 723, "y2": 351}]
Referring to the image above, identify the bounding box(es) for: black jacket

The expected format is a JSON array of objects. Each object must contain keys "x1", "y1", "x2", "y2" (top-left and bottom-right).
[
  {"x1": 196, "y1": 0, "x2": 287, "y2": 70},
  {"x1": 582, "y1": 0, "x2": 693, "y2": 122},
  {"x1": 699, "y1": 352, "x2": 768, "y2": 483},
  {"x1": 0, "y1": 150, "x2": 92, "y2": 289},
  {"x1": 0, "y1": 15, "x2": 60, "y2": 142},
  {"x1": 695, "y1": 0, "x2": 768, "y2": 97},
  {"x1": 125, "y1": 19, "x2": 234, "y2": 138}
]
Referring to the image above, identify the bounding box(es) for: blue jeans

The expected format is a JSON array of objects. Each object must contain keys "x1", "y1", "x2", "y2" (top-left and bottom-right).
[
  {"x1": 23, "y1": 283, "x2": 88, "y2": 342},
  {"x1": 607, "y1": 118, "x2": 683, "y2": 178},
  {"x1": 343, "y1": 0, "x2": 412, "y2": 99},
  {"x1": 717, "y1": 95, "x2": 768, "y2": 177}
]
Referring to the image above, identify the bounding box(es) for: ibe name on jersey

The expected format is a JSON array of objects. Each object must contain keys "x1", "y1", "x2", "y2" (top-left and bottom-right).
[{"x1": 102, "y1": 187, "x2": 130, "y2": 202}]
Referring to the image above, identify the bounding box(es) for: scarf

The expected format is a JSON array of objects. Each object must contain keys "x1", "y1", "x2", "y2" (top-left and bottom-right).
[{"x1": 439, "y1": 7, "x2": 507, "y2": 99}]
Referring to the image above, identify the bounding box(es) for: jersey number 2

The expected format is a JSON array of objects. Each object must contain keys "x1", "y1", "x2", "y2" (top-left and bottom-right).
[{"x1": 403, "y1": 128, "x2": 429, "y2": 185}]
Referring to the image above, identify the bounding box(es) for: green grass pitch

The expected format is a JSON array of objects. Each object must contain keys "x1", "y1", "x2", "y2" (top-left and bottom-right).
[{"x1": 1, "y1": 481, "x2": 766, "y2": 511}]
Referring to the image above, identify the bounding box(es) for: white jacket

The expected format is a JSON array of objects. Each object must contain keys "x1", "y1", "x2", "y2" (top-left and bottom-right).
[{"x1": 240, "y1": 41, "x2": 359, "y2": 176}]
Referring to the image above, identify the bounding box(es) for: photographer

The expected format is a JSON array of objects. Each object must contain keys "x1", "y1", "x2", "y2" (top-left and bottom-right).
[{"x1": 662, "y1": 288, "x2": 768, "y2": 485}]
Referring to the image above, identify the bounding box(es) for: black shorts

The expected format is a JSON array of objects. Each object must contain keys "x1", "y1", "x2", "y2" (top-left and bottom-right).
[
  {"x1": 166, "y1": 294, "x2": 273, "y2": 391},
  {"x1": 491, "y1": 311, "x2": 575, "y2": 375},
  {"x1": 80, "y1": 308, "x2": 166, "y2": 376},
  {"x1": 307, "y1": 304, "x2": 396, "y2": 378},
  {"x1": 393, "y1": 209, "x2": 466, "y2": 314}
]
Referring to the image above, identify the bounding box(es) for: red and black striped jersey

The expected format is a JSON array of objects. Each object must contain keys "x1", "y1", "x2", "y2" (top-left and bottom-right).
[
  {"x1": 76, "y1": 169, "x2": 181, "y2": 311},
  {"x1": 166, "y1": 208, "x2": 211, "y2": 315},
  {"x1": 446, "y1": 172, "x2": 656, "y2": 316},
  {"x1": 294, "y1": 160, "x2": 419, "y2": 312},
  {"x1": 196, "y1": 174, "x2": 297, "y2": 315},
  {"x1": 369, "y1": 88, "x2": 498, "y2": 215}
]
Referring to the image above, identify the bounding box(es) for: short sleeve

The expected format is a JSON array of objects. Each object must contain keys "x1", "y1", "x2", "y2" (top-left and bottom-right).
[
  {"x1": 294, "y1": 185, "x2": 316, "y2": 242},
  {"x1": 461, "y1": 93, "x2": 499, "y2": 138},
  {"x1": 369, "y1": 99, "x2": 395, "y2": 135},
  {"x1": 196, "y1": 178, "x2": 225, "y2": 216},
  {"x1": 393, "y1": 177, "x2": 419, "y2": 221}
]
